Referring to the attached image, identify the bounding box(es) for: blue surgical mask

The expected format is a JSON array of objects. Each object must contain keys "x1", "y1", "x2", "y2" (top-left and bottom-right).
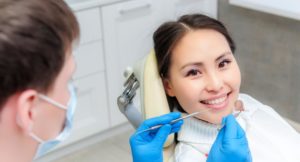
[{"x1": 29, "y1": 83, "x2": 77, "y2": 159}]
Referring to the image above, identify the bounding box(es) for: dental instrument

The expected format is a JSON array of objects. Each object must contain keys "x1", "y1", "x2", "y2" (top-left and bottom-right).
[
  {"x1": 136, "y1": 110, "x2": 209, "y2": 135},
  {"x1": 136, "y1": 100, "x2": 245, "y2": 135}
]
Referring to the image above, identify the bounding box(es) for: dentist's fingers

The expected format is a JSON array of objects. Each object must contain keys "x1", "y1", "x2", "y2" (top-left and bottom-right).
[
  {"x1": 153, "y1": 124, "x2": 172, "y2": 147},
  {"x1": 222, "y1": 114, "x2": 247, "y2": 148},
  {"x1": 223, "y1": 114, "x2": 239, "y2": 140},
  {"x1": 170, "y1": 120, "x2": 183, "y2": 133},
  {"x1": 213, "y1": 123, "x2": 225, "y2": 146},
  {"x1": 137, "y1": 112, "x2": 181, "y2": 132}
]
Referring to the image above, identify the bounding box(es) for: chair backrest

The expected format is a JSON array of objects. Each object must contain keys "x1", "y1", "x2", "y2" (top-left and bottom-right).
[{"x1": 137, "y1": 50, "x2": 174, "y2": 147}]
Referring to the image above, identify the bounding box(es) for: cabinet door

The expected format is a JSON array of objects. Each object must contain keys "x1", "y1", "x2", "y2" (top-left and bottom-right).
[
  {"x1": 169, "y1": 0, "x2": 218, "y2": 19},
  {"x1": 75, "y1": 7, "x2": 102, "y2": 45},
  {"x1": 102, "y1": 0, "x2": 169, "y2": 126},
  {"x1": 60, "y1": 73, "x2": 109, "y2": 147},
  {"x1": 73, "y1": 41, "x2": 105, "y2": 79}
]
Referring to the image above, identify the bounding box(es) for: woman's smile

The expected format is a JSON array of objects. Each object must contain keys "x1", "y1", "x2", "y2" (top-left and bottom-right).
[{"x1": 200, "y1": 92, "x2": 231, "y2": 110}]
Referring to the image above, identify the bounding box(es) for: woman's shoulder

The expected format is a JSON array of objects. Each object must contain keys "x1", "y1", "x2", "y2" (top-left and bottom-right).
[
  {"x1": 238, "y1": 93, "x2": 278, "y2": 116},
  {"x1": 238, "y1": 93, "x2": 298, "y2": 134},
  {"x1": 238, "y1": 93, "x2": 264, "y2": 107},
  {"x1": 238, "y1": 93, "x2": 265, "y2": 115}
]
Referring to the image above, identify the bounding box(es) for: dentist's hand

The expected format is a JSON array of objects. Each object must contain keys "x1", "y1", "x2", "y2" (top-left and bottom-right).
[
  {"x1": 130, "y1": 112, "x2": 183, "y2": 162},
  {"x1": 207, "y1": 114, "x2": 252, "y2": 162}
]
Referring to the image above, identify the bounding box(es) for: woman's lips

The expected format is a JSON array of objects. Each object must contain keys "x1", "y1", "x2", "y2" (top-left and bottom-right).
[{"x1": 200, "y1": 93, "x2": 230, "y2": 110}]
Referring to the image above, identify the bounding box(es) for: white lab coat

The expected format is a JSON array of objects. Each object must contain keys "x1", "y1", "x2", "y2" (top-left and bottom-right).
[{"x1": 172, "y1": 94, "x2": 300, "y2": 162}]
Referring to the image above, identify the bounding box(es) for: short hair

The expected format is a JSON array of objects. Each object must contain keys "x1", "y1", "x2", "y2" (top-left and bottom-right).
[{"x1": 0, "y1": 0, "x2": 79, "y2": 108}]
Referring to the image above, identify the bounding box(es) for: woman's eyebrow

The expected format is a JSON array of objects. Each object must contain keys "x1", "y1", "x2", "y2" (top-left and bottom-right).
[
  {"x1": 180, "y1": 51, "x2": 232, "y2": 70},
  {"x1": 216, "y1": 51, "x2": 232, "y2": 62},
  {"x1": 180, "y1": 62, "x2": 203, "y2": 70}
]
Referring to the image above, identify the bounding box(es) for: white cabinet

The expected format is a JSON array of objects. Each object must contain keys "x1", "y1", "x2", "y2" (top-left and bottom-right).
[
  {"x1": 75, "y1": 7, "x2": 102, "y2": 44},
  {"x1": 64, "y1": 73, "x2": 109, "y2": 146},
  {"x1": 102, "y1": 0, "x2": 171, "y2": 126},
  {"x1": 73, "y1": 41, "x2": 105, "y2": 79},
  {"x1": 60, "y1": 7, "x2": 110, "y2": 147}
]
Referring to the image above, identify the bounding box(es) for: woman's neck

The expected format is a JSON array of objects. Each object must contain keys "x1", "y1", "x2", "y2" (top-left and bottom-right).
[{"x1": 177, "y1": 116, "x2": 221, "y2": 144}]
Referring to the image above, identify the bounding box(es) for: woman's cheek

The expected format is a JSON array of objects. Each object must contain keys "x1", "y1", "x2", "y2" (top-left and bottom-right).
[
  {"x1": 174, "y1": 81, "x2": 197, "y2": 105},
  {"x1": 223, "y1": 66, "x2": 241, "y2": 90}
]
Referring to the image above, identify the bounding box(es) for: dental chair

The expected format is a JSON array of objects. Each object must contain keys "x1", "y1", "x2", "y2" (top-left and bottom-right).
[{"x1": 117, "y1": 50, "x2": 175, "y2": 162}]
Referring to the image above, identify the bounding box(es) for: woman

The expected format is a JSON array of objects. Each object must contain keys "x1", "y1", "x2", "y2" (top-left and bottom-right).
[
  {"x1": 129, "y1": 14, "x2": 257, "y2": 162},
  {"x1": 150, "y1": 13, "x2": 300, "y2": 162}
]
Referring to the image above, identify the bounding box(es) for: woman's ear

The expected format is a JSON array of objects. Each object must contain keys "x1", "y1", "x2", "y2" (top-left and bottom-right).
[
  {"x1": 163, "y1": 78, "x2": 175, "y2": 97},
  {"x1": 16, "y1": 90, "x2": 38, "y2": 133}
]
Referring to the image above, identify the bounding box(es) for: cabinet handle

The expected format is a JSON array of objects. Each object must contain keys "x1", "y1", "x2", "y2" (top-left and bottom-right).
[{"x1": 120, "y1": 3, "x2": 151, "y2": 15}]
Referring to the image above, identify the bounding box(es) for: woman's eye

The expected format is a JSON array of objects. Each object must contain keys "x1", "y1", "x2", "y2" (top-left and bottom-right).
[
  {"x1": 219, "y1": 59, "x2": 231, "y2": 69},
  {"x1": 186, "y1": 69, "x2": 200, "y2": 77}
]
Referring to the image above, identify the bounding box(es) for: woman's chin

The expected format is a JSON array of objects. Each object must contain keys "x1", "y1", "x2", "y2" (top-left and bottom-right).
[
  {"x1": 196, "y1": 116, "x2": 222, "y2": 125},
  {"x1": 208, "y1": 118, "x2": 222, "y2": 125}
]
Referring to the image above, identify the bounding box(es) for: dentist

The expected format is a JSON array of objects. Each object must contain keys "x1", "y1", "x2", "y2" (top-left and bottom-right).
[{"x1": 0, "y1": 0, "x2": 79, "y2": 161}]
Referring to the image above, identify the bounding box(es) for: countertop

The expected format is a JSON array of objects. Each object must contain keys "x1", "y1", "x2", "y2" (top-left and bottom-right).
[{"x1": 66, "y1": 0, "x2": 129, "y2": 11}]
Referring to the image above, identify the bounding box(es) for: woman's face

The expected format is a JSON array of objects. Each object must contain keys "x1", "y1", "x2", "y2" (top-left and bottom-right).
[{"x1": 164, "y1": 29, "x2": 241, "y2": 124}]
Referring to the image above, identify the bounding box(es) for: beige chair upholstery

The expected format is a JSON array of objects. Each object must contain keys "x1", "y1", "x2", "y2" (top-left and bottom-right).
[{"x1": 135, "y1": 50, "x2": 175, "y2": 161}]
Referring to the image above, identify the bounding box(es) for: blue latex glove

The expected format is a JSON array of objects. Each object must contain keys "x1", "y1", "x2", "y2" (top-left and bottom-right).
[
  {"x1": 130, "y1": 112, "x2": 183, "y2": 162},
  {"x1": 207, "y1": 114, "x2": 252, "y2": 162}
]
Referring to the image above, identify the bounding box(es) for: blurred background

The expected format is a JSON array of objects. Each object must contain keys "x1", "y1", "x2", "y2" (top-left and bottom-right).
[
  {"x1": 36, "y1": 0, "x2": 300, "y2": 161},
  {"x1": 218, "y1": 0, "x2": 300, "y2": 123}
]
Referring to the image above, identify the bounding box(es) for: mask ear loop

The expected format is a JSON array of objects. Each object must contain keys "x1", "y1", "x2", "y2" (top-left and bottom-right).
[
  {"x1": 29, "y1": 94, "x2": 68, "y2": 144},
  {"x1": 16, "y1": 116, "x2": 44, "y2": 143},
  {"x1": 30, "y1": 84, "x2": 76, "y2": 144},
  {"x1": 38, "y1": 94, "x2": 67, "y2": 110},
  {"x1": 28, "y1": 123, "x2": 44, "y2": 144}
]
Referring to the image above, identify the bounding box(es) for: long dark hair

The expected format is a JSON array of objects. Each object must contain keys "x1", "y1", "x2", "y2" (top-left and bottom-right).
[{"x1": 153, "y1": 14, "x2": 235, "y2": 112}]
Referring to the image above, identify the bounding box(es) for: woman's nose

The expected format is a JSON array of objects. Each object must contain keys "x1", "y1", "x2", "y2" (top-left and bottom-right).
[{"x1": 205, "y1": 72, "x2": 223, "y2": 92}]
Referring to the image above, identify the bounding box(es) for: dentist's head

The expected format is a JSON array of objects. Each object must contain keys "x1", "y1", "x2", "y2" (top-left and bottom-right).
[
  {"x1": 154, "y1": 14, "x2": 241, "y2": 124},
  {"x1": 0, "y1": 0, "x2": 79, "y2": 161}
]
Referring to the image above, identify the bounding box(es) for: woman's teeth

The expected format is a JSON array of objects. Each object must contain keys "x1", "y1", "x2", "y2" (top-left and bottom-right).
[{"x1": 202, "y1": 96, "x2": 227, "y2": 105}]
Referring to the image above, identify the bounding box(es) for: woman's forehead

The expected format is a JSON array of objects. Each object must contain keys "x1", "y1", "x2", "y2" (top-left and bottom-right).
[{"x1": 171, "y1": 30, "x2": 231, "y2": 66}]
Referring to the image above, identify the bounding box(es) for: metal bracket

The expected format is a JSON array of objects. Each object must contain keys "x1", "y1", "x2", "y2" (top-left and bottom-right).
[
  {"x1": 117, "y1": 72, "x2": 140, "y2": 113},
  {"x1": 117, "y1": 70, "x2": 143, "y2": 129}
]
